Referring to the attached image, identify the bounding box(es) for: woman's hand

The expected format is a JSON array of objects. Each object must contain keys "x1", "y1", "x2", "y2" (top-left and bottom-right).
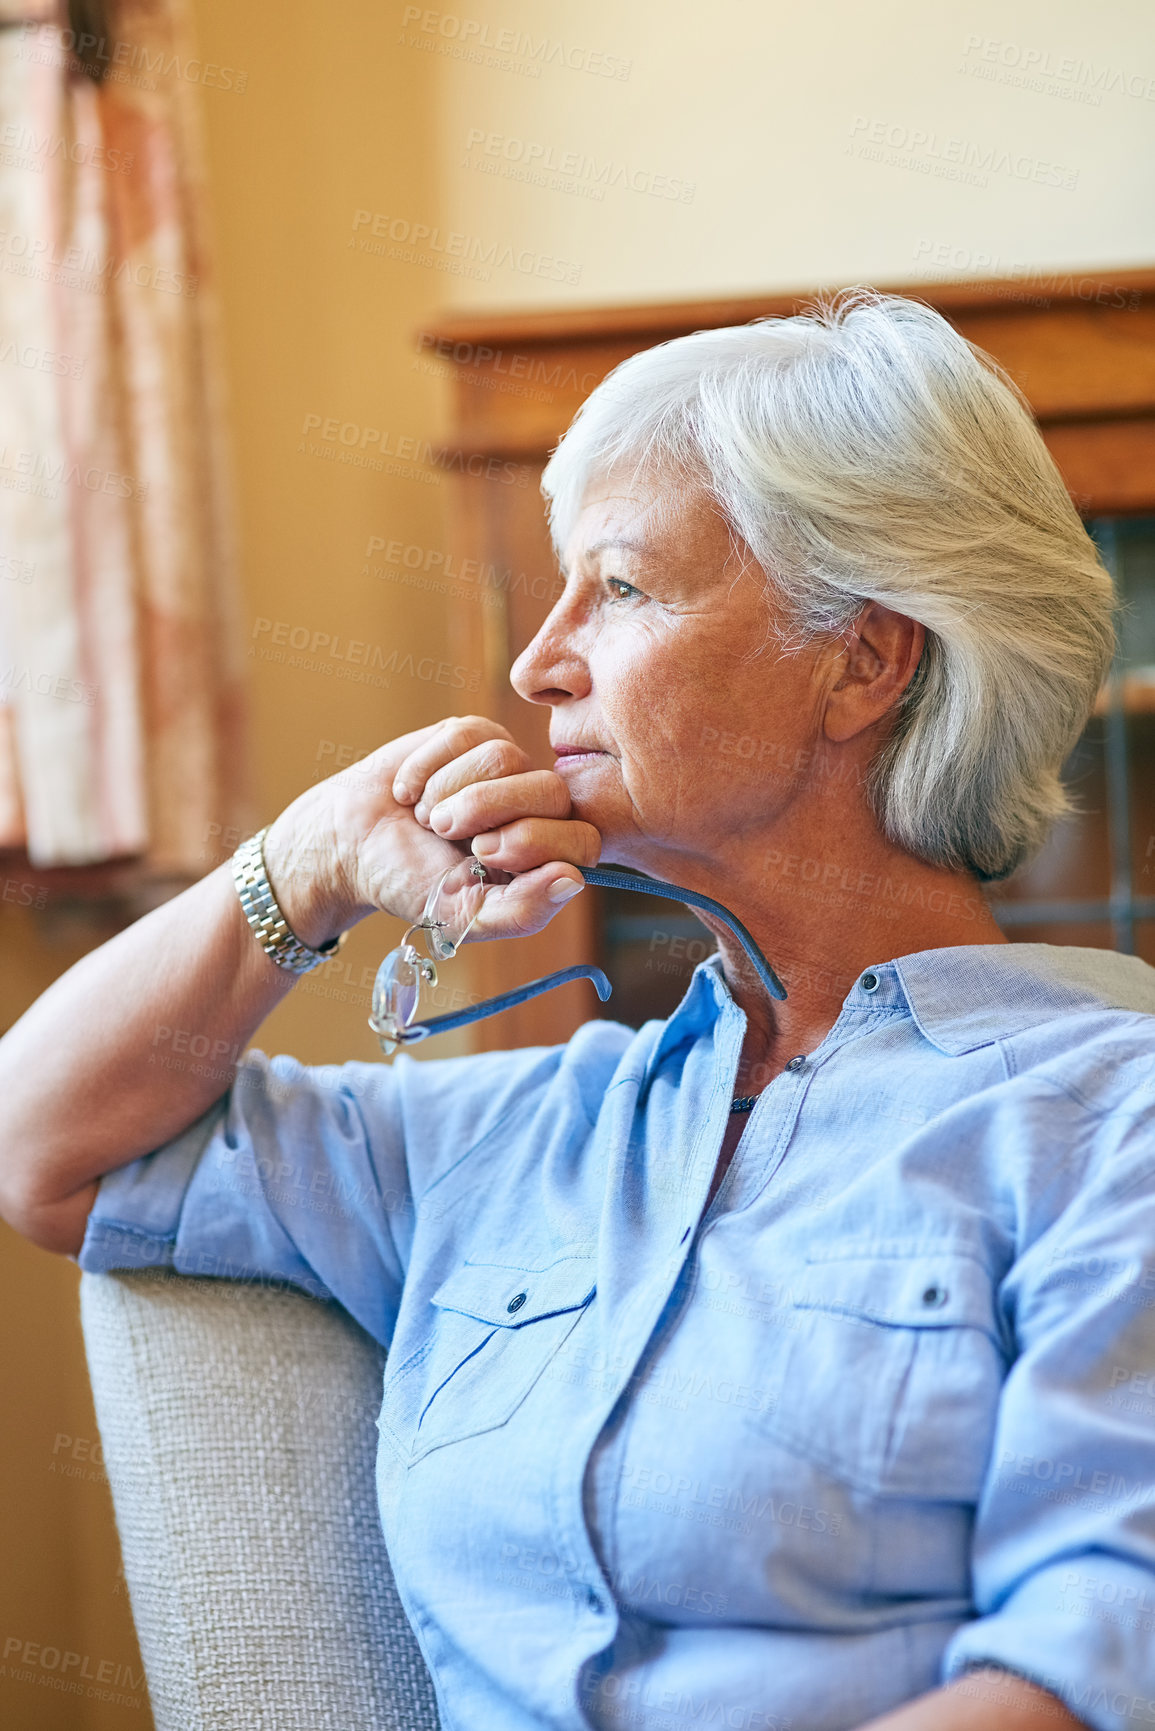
[
  {"x1": 262, "y1": 715, "x2": 602, "y2": 949},
  {"x1": 0, "y1": 711, "x2": 601, "y2": 1257}
]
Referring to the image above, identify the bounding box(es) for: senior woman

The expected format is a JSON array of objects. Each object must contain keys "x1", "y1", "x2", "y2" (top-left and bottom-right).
[{"x1": 2, "y1": 291, "x2": 1154, "y2": 1731}]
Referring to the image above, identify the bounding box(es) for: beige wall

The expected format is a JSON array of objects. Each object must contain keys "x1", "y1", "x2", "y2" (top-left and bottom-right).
[
  {"x1": 2, "y1": 0, "x2": 1152, "y2": 1724},
  {"x1": 434, "y1": 0, "x2": 1155, "y2": 309}
]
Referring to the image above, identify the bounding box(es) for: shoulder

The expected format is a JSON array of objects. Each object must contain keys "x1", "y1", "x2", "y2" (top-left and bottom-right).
[
  {"x1": 1002, "y1": 1005, "x2": 1155, "y2": 1121},
  {"x1": 901, "y1": 940, "x2": 1155, "y2": 1118}
]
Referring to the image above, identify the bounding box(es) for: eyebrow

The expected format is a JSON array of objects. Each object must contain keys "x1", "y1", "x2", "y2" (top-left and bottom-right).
[
  {"x1": 583, "y1": 536, "x2": 654, "y2": 562},
  {"x1": 588, "y1": 536, "x2": 651, "y2": 557},
  {"x1": 557, "y1": 535, "x2": 657, "y2": 581}
]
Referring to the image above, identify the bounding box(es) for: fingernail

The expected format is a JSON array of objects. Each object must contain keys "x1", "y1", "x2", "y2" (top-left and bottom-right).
[
  {"x1": 393, "y1": 781, "x2": 411, "y2": 803},
  {"x1": 472, "y1": 835, "x2": 498, "y2": 858},
  {"x1": 414, "y1": 801, "x2": 429, "y2": 824},
  {"x1": 430, "y1": 803, "x2": 451, "y2": 834},
  {"x1": 548, "y1": 877, "x2": 584, "y2": 903}
]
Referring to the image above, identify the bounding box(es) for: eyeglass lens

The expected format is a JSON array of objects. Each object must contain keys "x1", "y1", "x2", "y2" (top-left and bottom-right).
[
  {"x1": 372, "y1": 948, "x2": 422, "y2": 1035},
  {"x1": 423, "y1": 857, "x2": 489, "y2": 960},
  {"x1": 368, "y1": 856, "x2": 491, "y2": 1053}
]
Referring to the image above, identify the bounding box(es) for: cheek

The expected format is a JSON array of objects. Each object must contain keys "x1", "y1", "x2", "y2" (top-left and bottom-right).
[{"x1": 600, "y1": 633, "x2": 700, "y2": 744}]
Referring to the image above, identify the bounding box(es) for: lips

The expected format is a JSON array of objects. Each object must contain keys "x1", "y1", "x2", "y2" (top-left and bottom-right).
[{"x1": 553, "y1": 743, "x2": 607, "y2": 759}]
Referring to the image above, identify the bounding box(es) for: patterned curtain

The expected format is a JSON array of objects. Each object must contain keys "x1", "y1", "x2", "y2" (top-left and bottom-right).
[{"x1": 0, "y1": 0, "x2": 250, "y2": 884}]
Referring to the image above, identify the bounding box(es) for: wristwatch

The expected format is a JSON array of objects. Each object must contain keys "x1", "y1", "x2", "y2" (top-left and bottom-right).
[{"x1": 231, "y1": 827, "x2": 346, "y2": 976}]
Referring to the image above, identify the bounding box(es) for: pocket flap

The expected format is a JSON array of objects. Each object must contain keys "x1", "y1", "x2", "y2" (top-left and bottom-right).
[
  {"x1": 794, "y1": 1249, "x2": 999, "y2": 1340},
  {"x1": 432, "y1": 1255, "x2": 596, "y2": 1327}
]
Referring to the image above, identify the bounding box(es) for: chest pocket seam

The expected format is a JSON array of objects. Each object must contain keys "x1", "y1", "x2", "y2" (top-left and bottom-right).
[
  {"x1": 761, "y1": 1248, "x2": 1008, "y2": 1501},
  {"x1": 377, "y1": 1254, "x2": 596, "y2": 1466},
  {"x1": 793, "y1": 1246, "x2": 1004, "y2": 1342}
]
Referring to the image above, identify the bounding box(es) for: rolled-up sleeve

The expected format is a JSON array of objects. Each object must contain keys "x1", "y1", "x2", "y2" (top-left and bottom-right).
[
  {"x1": 78, "y1": 1049, "x2": 413, "y2": 1346},
  {"x1": 943, "y1": 1117, "x2": 1155, "y2": 1731}
]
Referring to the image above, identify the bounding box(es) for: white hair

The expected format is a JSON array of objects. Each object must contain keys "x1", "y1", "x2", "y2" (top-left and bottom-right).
[{"x1": 541, "y1": 289, "x2": 1116, "y2": 881}]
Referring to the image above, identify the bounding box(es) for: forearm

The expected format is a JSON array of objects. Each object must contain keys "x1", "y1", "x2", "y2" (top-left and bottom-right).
[
  {"x1": 0, "y1": 715, "x2": 600, "y2": 1256},
  {"x1": 0, "y1": 860, "x2": 300, "y2": 1250},
  {"x1": 857, "y1": 1668, "x2": 1085, "y2": 1730}
]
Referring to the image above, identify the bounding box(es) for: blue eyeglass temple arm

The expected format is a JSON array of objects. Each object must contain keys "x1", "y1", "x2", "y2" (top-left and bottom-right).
[
  {"x1": 581, "y1": 865, "x2": 787, "y2": 1001},
  {"x1": 401, "y1": 863, "x2": 786, "y2": 1044}
]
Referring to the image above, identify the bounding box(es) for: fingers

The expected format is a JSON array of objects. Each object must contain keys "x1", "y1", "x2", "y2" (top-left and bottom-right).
[
  {"x1": 472, "y1": 817, "x2": 601, "y2": 874},
  {"x1": 391, "y1": 716, "x2": 515, "y2": 807},
  {"x1": 470, "y1": 862, "x2": 591, "y2": 943},
  {"x1": 426, "y1": 770, "x2": 571, "y2": 840},
  {"x1": 416, "y1": 738, "x2": 534, "y2": 822},
  {"x1": 336, "y1": 722, "x2": 447, "y2": 792}
]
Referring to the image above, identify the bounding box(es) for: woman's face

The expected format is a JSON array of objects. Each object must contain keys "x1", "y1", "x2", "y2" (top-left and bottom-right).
[{"x1": 510, "y1": 471, "x2": 839, "y2": 877}]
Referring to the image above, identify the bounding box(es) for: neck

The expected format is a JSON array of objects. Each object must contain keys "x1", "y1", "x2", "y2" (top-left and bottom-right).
[{"x1": 609, "y1": 795, "x2": 1006, "y2": 1080}]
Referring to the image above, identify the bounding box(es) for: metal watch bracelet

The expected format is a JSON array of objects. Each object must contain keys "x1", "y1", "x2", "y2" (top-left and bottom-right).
[{"x1": 231, "y1": 827, "x2": 346, "y2": 976}]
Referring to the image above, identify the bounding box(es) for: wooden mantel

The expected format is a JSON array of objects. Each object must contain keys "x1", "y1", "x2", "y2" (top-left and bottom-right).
[{"x1": 422, "y1": 266, "x2": 1155, "y2": 1049}]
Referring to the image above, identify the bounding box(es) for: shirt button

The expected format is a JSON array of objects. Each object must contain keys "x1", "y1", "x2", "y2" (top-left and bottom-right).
[
  {"x1": 785, "y1": 1055, "x2": 806, "y2": 1072},
  {"x1": 506, "y1": 1292, "x2": 527, "y2": 1313},
  {"x1": 861, "y1": 972, "x2": 880, "y2": 993},
  {"x1": 921, "y1": 1284, "x2": 948, "y2": 1308},
  {"x1": 586, "y1": 1586, "x2": 607, "y2": 1614}
]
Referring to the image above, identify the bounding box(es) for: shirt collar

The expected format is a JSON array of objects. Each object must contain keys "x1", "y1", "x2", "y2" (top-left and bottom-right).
[
  {"x1": 642, "y1": 955, "x2": 738, "y2": 1084},
  {"x1": 659, "y1": 943, "x2": 1155, "y2": 1061},
  {"x1": 891, "y1": 943, "x2": 1155, "y2": 1055}
]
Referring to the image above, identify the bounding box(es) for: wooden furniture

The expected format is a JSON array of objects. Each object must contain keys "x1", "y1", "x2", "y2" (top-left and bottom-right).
[{"x1": 425, "y1": 268, "x2": 1155, "y2": 1049}]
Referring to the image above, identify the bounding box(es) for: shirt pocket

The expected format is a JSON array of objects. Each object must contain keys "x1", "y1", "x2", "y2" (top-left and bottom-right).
[
  {"x1": 762, "y1": 1248, "x2": 1008, "y2": 1502},
  {"x1": 377, "y1": 1254, "x2": 596, "y2": 1466}
]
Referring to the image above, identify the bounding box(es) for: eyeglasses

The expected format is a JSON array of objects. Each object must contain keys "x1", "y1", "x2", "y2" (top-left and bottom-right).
[
  {"x1": 368, "y1": 856, "x2": 493, "y2": 1053},
  {"x1": 368, "y1": 859, "x2": 786, "y2": 1055}
]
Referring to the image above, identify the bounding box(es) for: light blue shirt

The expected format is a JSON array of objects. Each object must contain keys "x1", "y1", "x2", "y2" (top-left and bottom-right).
[{"x1": 80, "y1": 944, "x2": 1155, "y2": 1731}]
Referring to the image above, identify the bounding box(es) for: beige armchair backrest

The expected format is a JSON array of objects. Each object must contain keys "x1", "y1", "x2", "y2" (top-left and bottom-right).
[{"x1": 79, "y1": 1269, "x2": 440, "y2": 1731}]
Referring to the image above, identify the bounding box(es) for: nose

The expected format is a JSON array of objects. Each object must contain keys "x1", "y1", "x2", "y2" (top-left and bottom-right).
[{"x1": 510, "y1": 588, "x2": 591, "y2": 706}]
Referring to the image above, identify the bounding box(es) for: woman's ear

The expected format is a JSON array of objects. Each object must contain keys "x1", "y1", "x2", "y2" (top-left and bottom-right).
[{"x1": 823, "y1": 603, "x2": 925, "y2": 745}]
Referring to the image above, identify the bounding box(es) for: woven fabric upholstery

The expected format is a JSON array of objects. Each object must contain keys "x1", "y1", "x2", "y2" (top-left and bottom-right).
[{"x1": 79, "y1": 1269, "x2": 441, "y2": 1731}]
